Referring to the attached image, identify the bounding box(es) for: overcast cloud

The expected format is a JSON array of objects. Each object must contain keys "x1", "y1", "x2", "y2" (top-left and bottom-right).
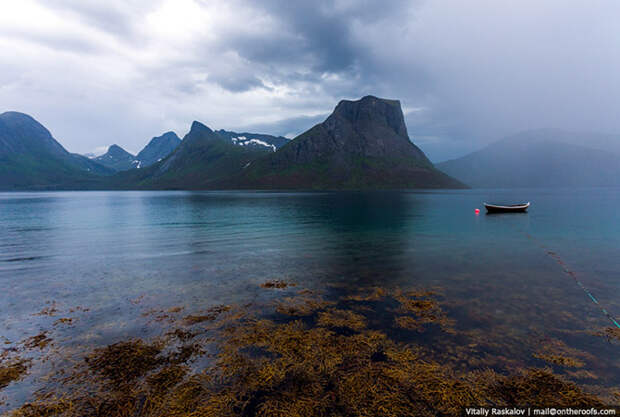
[{"x1": 1, "y1": 0, "x2": 619, "y2": 161}]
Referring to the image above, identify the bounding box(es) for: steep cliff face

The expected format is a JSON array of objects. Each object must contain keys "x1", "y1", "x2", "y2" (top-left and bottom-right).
[{"x1": 228, "y1": 96, "x2": 464, "y2": 189}]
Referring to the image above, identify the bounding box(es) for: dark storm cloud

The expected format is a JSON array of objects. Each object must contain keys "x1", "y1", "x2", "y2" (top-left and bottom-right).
[
  {"x1": 232, "y1": 2, "x2": 358, "y2": 72},
  {"x1": 207, "y1": 0, "x2": 418, "y2": 91},
  {"x1": 248, "y1": 0, "x2": 414, "y2": 70}
]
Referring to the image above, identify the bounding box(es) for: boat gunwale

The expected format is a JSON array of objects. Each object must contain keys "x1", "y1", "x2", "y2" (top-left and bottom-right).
[{"x1": 483, "y1": 202, "x2": 530, "y2": 210}]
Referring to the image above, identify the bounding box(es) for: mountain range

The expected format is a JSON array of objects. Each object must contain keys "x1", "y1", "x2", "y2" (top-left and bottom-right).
[
  {"x1": 91, "y1": 132, "x2": 182, "y2": 172},
  {"x1": 89, "y1": 129, "x2": 288, "y2": 174},
  {"x1": 109, "y1": 122, "x2": 271, "y2": 189},
  {"x1": 8, "y1": 98, "x2": 618, "y2": 191},
  {"x1": 1, "y1": 96, "x2": 464, "y2": 190},
  {"x1": 437, "y1": 129, "x2": 620, "y2": 188}
]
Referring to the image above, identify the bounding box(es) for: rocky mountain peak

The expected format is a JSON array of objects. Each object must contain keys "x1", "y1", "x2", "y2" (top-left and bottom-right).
[
  {"x1": 277, "y1": 95, "x2": 430, "y2": 164},
  {"x1": 189, "y1": 121, "x2": 213, "y2": 134},
  {"x1": 229, "y1": 95, "x2": 464, "y2": 189},
  {"x1": 330, "y1": 96, "x2": 409, "y2": 139},
  {"x1": 107, "y1": 144, "x2": 134, "y2": 158}
]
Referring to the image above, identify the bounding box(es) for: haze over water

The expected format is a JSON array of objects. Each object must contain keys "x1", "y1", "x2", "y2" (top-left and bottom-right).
[{"x1": 1, "y1": 189, "x2": 619, "y2": 405}]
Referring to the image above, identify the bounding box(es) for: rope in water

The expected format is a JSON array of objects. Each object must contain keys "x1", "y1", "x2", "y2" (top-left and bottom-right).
[{"x1": 526, "y1": 233, "x2": 620, "y2": 329}]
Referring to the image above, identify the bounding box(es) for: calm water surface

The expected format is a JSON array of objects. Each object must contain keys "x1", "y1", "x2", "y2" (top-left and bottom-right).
[{"x1": 1, "y1": 189, "x2": 619, "y2": 405}]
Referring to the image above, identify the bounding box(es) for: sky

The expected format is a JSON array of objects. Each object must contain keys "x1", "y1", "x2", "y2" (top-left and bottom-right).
[{"x1": 1, "y1": 0, "x2": 619, "y2": 162}]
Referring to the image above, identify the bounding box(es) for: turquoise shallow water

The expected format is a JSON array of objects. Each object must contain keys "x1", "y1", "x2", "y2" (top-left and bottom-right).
[{"x1": 1, "y1": 189, "x2": 619, "y2": 405}]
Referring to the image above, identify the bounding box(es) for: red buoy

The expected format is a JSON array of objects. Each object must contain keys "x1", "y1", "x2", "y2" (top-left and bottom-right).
[{"x1": 475, "y1": 208, "x2": 480, "y2": 214}]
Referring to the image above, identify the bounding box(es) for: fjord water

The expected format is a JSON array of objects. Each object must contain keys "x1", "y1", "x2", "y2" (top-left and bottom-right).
[{"x1": 1, "y1": 190, "x2": 619, "y2": 401}]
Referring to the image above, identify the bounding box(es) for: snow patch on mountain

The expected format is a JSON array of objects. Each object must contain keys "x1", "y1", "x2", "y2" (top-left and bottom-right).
[{"x1": 231, "y1": 136, "x2": 276, "y2": 152}]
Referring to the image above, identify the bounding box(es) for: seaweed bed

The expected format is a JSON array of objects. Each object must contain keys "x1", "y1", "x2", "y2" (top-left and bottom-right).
[
  {"x1": 2, "y1": 283, "x2": 618, "y2": 416},
  {"x1": 0, "y1": 361, "x2": 30, "y2": 391}
]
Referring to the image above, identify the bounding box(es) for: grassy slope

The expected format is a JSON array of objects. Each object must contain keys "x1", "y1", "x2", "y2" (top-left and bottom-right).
[
  {"x1": 0, "y1": 154, "x2": 108, "y2": 190},
  {"x1": 229, "y1": 156, "x2": 465, "y2": 190},
  {"x1": 109, "y1": 140, "x2": 268, "y2": 189}
]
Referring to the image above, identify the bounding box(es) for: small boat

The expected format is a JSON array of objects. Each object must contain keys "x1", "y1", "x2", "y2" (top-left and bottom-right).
[{"x1": 484, "y1": 202, "x2": 530, "y2": 213}]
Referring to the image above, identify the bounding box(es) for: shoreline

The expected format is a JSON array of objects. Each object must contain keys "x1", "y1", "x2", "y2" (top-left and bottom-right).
[{"x1": 2, "y1": 282, "x2": 618, "y2": 416}]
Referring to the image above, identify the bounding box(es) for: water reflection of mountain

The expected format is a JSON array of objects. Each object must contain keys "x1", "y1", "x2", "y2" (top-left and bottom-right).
[{"x1": 266, "y1": 191, "x2": 428, "y2": 288}]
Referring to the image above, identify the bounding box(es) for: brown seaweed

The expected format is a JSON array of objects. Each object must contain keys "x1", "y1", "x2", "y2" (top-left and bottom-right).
[
  {"x1": 0, "y1": 360, "x2": 30, "y2": 390},
  {"x1": 23, "y1": 333, "x2": 51, "y2": 350},
  {"x1": 6, "y1": 286, "x2": 612, "y2": 416},
  {"x1": 260, "y1": 279, "x2": 295, "y2": 289},
  {"x1": 183, "y1": 304, "x2": 231, "y2": 325}
]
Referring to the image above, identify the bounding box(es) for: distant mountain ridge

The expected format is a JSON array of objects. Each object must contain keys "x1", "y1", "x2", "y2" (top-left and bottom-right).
[
  {"x1": 89, "y1": 132, "x2": 182, "y2": 172},
  {"x1": 94, "y1": 144, "x2": 139, "y2": 171},
  {"x1": 136, "y1": 131, "x2": 181, "y2": 167},
  {"x1": 1, "y1": 98, "x2": 469, "y2": 190},
  {"x1": 437, "y1": 129, "x2": 620, "y2": 188}
]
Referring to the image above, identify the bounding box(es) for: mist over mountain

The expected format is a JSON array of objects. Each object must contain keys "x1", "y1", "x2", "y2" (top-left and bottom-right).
[
  {"x1": 437, "y1": 129, "x2": 620, "y2": 188},
  {"x1": 0, "y1": 111, "x2": 112, "y2": 190},
  {"x1": 482, "y1": 129, "x2": 620, "y2": 156}
]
